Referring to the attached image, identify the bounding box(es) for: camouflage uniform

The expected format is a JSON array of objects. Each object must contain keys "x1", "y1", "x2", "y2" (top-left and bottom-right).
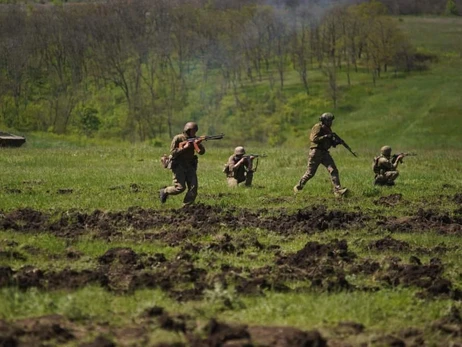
[
  {"x1": 294, "y1": 113, "x2": 347, "y2": 196},
  {"x1": 225, "y1": 154, "x2": 254, "y2": 187},
  {"x1": 373, "y1": 146, "x2": 400, "y2": 186},
  {"x1": 161, "y1": 124, "x2": 205, "y2": 205}
]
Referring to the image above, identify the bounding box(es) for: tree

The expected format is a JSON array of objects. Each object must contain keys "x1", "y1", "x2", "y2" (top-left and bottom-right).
[{"x1": 445, "y1": 0, "x2": 459, "y2": 15}]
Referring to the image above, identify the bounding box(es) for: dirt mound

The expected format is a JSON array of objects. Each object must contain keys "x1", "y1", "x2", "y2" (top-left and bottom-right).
[
  {"x1": 432, "y1": 306, "x2": 462, "y2": 336},
  {"x1": 275, "y1": 239, "x2": 357, "y2": 292},
  {"x1": 377, "y1": 258, "x2": 461, "y2": 299},
  {"x1": 188, "y1": 318, "x2": 326, "y2": 347},
  {"x1": 377, "y1": 208, "x2": 462, "y2": 235},
  {"x1": 374, "y1": 193, "x2": 403, "y2": 207},
  {"x1": 368, "y1": 236, "x2": 411, "y2": 252},
  {"x1": 0, "y1": 204, "x2": 367, "y2": 239}
]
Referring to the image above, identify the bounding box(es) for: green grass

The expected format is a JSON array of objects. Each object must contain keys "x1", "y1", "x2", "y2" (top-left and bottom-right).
[
  {"x1": 0, "y1": 15, "x2": 461, "y2": 345},
  {"x1": 1, "y1": 146, "x2": 461, "y2": 212}
]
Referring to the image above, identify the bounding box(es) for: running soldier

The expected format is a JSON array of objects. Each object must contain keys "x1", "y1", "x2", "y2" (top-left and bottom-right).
[
  {"x1": 159, "y1": 121, "x2": 205, "y2": 205},
  {"x1": 293, "y1": 113, "x2": 348, "y2": 197}
]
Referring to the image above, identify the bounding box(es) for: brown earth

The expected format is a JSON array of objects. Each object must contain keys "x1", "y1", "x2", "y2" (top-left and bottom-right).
[{"x1": 0, "y1": 202, "x2": 461, "y2": 346}]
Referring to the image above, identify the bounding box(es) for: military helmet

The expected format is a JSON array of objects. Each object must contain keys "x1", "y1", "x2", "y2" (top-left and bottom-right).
[
  {"x1": 234, "y1": 146, "x2": 245, "y2": 155},
  {"x1": 381, "y1": 145, "x2": 392, "y2": 156},
  {"x1": 319, "y1": 112, "x2": 335, "y2": 123},
  {"x1": 183, "y1": 121, "x2": 198, "y2": 134}
]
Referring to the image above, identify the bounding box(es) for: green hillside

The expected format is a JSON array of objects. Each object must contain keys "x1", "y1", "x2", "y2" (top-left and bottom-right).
[
  {"x1": 336, "y1": 16, "x2": 462, "y2": 151},
  {"x1": 1, "y1": 4, "x2": 461, "y2": 151}
]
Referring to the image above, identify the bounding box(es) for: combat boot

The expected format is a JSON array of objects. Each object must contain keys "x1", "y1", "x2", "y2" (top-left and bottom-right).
[
  {"x1": 293, "y1": 184, "x2": 303, "y2": 194},
  {"x1": 159, "y1": 188, "x2": 168, "y2": 204},
  {"x1": 334, "y1": 186, "x2": 348, "y2": 197}
]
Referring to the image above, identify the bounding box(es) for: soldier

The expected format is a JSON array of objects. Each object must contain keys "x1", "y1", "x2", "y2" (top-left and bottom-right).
[
  {"x1": 224, "y1": 146, "x2": 255, "y2": 187},
  {"x1": 372, "y1": 146, "x2": 404, "y2": 186},
  {"x1": 293, "y1": 112, "x2": 348, "y2": 197},
  {"x1": 159, "y1": 121, "x2": 205, "y2": 205}
]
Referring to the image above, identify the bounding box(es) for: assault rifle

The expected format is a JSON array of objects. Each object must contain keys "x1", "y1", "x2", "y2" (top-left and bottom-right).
[
  {"x1": 242, "y1": 154, "x2": 267, "y2": 172},
  {"x1": 179, "y1": 133, "x2": 225, "y2": 152},
  {"x1": 331, "y1": 133, "x2": 358, "y2": 157},
  {"x1": 391, "y1": 152, "x2": 417, "y2": 164},
  {"x1": 243, "y1": 154, "x2": 267, "y2": 159}
]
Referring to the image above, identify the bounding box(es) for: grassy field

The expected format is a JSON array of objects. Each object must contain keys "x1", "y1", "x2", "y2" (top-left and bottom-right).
[
  {"x1": 0, "y1": 15, "x2": 461, "y2": 346},
  {"x1": 1, "y1": 145, "x2": 461, "y2": 212}
]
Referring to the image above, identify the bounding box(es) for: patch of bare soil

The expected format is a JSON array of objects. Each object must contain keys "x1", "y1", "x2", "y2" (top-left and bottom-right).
[
  {"x1": 376, "y1": 257, "x2": 462, "y2": 300},
  {"x1": 273, "y1": 239, "x2": 358, "y2": 292},
  {"x1": 431, "y1": 306, "x2": 462, "y2": 337},
  {"x1": 376, "y1": 208, "x2": 462, "y2": 235},
  {"x1": 0, "y1": 311, "x2": 328, "y2": 347},
  {"x1": 368, "y1": 236, "x2": 411, "y2": 252},
  {"x1": 0, "y1": 204, "x2": 367, "y2": 239},
  {"x1": 373, "y1": 193, "x2": 403, "y2": 207}
]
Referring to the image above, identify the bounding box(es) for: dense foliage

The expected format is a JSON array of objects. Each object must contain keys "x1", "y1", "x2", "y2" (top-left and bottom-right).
[{"x1": 0, "y1": 0, "x2": 425, "y2": 144}]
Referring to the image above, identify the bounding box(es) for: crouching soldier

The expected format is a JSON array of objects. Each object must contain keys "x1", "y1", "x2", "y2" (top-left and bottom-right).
[
  {"x1": 372, "y1": 146, "x2": 404, "y2": 186},
  {"x1": 224, "y1": 146, "x2": 255, "y2": 187}
]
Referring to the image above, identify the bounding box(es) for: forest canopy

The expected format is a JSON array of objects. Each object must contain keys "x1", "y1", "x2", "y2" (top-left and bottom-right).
[{"x1": 0, "y1": 0, "x2": 437, "y2": 144}]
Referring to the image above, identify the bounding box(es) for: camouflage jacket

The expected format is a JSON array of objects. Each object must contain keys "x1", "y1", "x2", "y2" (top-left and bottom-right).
[
  {"x1": 373, "y1": 155, "x2": 395, "y2": 174},
  {"x1": 170, "y1": 133, "x2": 205, "y2": 164},
  {"x1": 224, "y1": 155, "x2": 251, "y2": 178},
  {"x1": 309, "y1": 122, "x2": 334, "y2": 151}
]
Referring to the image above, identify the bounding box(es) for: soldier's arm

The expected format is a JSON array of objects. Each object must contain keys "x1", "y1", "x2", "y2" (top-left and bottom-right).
[
  {"x1": 170, "y1": 135, "x2": 186, "y2": 158},
  {"x1": 378, "y1": 157, "x2": 393, "y2": 172},
  {"x1": 196, "y1": 142, "x2": 206, "y2": 155},
  {"x1": 392, "y1": 154, "x2": 404, "y2": 169},
  {"x1": 310, "y1": 124, "x2": 331, "y2": 143},
  {"x1": 227, "y1": 155, "x2": 239, "y2": 172}
]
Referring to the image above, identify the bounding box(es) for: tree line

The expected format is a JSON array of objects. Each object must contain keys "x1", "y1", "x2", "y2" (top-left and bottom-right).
[{"x1": 0, "y1": 0, "x2": 425, "y2": 144}]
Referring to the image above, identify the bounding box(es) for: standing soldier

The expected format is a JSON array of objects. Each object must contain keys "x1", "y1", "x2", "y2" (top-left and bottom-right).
[
  {"x1": 293, "y1": 112, "x2": 348, "y2": 197},
  {"x1": 224, "y1": 146, "x2": 255, "y2": 187},
  {"x1": 159, "y1": 121, "x2": 205, "y2": 206},
  {"x1": 372, "y1": 146, "x2": 404, "y2": 186}
]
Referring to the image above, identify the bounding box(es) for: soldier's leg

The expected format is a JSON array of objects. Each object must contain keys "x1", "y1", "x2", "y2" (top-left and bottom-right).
[
  {"x1": 244, "y1": 171, "x2": 254, "y2": 187},
  {"x1": 323, "y1": 153, "x2": 347, "y2": 196},
  {"x1": 295, "y1": 149, "x2": 321, "y2": 191},
  {"x1": 164, "y1": 168, "x2": 187, "y2": 196},
  {"x1": 385, "y1": 171, "x2": 399, "y2": 185},
  {"x1": 183, "y1": 168, "x2": 198, "y2": 205},
  {"x1": 227, "y1": 177, "x2": 239, "y2": 187},
  {"x1": 374, "y1": 175, "x2": 387, "y2": 186},
  {"x1": 322, "y1": 153, "x2": 341, "y2": 187}
]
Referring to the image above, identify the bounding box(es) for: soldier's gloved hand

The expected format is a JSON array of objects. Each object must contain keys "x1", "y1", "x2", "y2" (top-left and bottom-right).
[{"x1": 325, "y1": 133, "x2": 333, "y2": 139}]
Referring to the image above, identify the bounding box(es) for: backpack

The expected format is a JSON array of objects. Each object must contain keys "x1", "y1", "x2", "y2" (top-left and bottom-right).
[
  {"x1": 160, "y1": 154, "x2": 172, "y2": 169},
  {"x1": 223, "y1": 163, "x2": 231, "y2": 175},
  {"x1": 372, "y1": 156, "x2": 381, "y2": 175}
]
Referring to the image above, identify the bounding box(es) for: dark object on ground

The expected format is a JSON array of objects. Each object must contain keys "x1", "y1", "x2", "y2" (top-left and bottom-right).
[{"x1": 0, "y1": 131, "x2": 26, "y2": 147}]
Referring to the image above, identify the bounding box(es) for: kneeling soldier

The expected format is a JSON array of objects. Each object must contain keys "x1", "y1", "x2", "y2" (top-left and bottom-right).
[
  {"x1": 372, "y1": 146, "x2": 404, "y2": 186},
  {"x1": 224, "y1": 146, "x2": 255, "y2": 187}
]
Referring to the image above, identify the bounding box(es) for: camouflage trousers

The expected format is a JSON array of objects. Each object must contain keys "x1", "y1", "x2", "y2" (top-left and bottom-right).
[
  {"x1": 374, "y1": 171, "x2": 399, "y2": 186},
  {"x1": 164, "y1": 163, "x2": 198, "y2": 205},
  {"x1": 296, "y1": 149, "x2": 341, "y2": 189},
  {"x1": 227, "y1": 171, "x2": 254, "y2": 187}
]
